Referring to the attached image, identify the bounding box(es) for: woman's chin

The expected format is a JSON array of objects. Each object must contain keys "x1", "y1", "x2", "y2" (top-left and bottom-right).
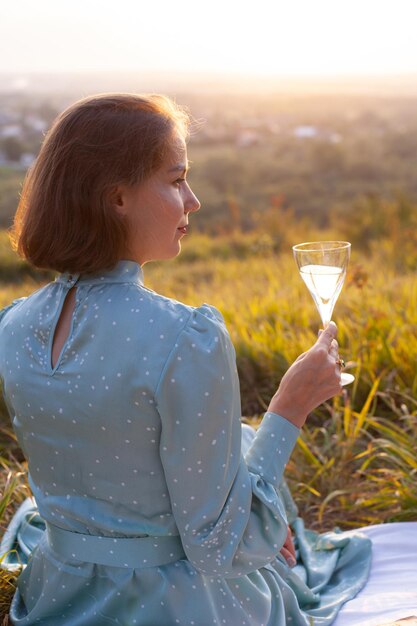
[
  {"x1": 169, "y1": 239, "x2": 183, "y2": 258},
  {"x1": 149, "y1": 243, "x2": 182, "y2": 263}
]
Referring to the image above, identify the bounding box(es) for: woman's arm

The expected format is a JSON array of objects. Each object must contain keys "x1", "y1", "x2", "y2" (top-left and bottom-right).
[{"x1": 155, "y1": 306, "x2": 340, "y2": 578}]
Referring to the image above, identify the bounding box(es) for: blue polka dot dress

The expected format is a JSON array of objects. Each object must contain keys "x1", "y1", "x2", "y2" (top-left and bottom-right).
[{"x1": 0, "y1": 260, "x2": 371, "y2": 625}]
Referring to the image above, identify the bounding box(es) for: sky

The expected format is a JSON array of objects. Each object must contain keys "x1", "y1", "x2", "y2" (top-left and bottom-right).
[{"x1": 1, "y1": 0, "x2": 417, "y2": 78}]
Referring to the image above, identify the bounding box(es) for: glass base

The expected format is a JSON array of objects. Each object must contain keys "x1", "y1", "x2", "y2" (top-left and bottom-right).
[{"x1": 341, "y1": 373, "x2": 355, "y2": 386}]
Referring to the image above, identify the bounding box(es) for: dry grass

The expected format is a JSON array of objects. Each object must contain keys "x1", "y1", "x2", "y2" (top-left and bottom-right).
[{"x1": 0, "y1": 231, "x2": 416, "y2": 534}]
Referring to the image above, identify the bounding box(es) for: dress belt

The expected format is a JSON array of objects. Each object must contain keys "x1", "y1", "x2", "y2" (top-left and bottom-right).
[{"x1": 45, "y1": 522, "x2": 186, "y2": 569}]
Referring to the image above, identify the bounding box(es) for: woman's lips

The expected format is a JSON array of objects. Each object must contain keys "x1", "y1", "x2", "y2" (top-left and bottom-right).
[{"x1": 177, "y1": 226, "x2": 188, "y2": 234}]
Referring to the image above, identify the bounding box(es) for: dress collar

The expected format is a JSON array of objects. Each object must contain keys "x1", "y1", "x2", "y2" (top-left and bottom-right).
[{"x1": 55, "y1": 259, "x2": 144, "y2": 287}]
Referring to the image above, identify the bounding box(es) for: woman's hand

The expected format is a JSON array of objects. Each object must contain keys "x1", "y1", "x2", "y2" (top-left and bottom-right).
[
  {"x1": 280, "y1": 526, "x2": 297, "y2": 568},
  {"x1": 267, "y1": 322, "x2": 342, "y2": 428}
]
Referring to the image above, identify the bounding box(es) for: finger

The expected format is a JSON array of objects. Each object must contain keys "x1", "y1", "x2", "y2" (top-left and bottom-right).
[
  {"x1": 284, "y1": 528, "x2": 296, "y2": 560},
  {"x1": 316, "y1": 321, "x2": 337, "y2": 348},
  {"x1": 285, "y1": 540, "x2": 296, "y2": 561},
  {"x1": 282, "y1": 526, "x2": 295, "y2": 558},
  {"x1": 280, "y1": 546, "x2": 297, "y2": 567},
  {"x1": 329, "y1": 343, "x2": 338, "y2": 360}
]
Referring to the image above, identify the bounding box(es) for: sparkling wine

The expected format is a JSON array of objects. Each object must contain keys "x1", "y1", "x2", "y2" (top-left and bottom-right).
[
  {"x1": 299, "y1": 264, "x2": 345, "y2": 326},
  {"x1": 292, "y1": 241, "x2": 354, "y2": 386}
]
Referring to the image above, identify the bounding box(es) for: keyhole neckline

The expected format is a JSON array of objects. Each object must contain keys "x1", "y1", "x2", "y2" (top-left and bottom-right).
[{"x1": 55, "y1": 259, "x2": 144, "y2": 287}]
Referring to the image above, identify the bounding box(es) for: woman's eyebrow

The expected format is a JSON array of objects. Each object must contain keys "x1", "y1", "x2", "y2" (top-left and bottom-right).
[{"x1": 168, "y1": 163, "x2": 189, "y2": 173}]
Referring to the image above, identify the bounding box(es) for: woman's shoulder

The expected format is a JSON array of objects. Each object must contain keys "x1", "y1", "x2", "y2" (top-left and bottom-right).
[
  {"x1": 0, "y1": 296, "x2": 28, "y2": 326},
  {"x1": 118, "y1": 286, "x2": 231, "y2": 362},
  {"x1": 133, "y1": 284, "x2": 226, "y2": 333},
  {"x1": 0, "y1": 281, "x2": 55, "y2": 328}
]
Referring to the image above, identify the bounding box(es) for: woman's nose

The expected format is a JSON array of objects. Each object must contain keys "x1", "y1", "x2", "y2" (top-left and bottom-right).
[{"x1": 184, "y1": 184, "x2": 201, "y2": 213}]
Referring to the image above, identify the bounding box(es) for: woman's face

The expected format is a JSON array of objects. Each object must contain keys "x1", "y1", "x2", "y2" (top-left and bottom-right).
[{"x1": 114, "y1": 130, "x2": 200, "y2": 265}]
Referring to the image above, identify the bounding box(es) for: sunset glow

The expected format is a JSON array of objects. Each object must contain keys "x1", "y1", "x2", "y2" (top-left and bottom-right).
[{"x1": 1, "y1": 0, "x2": 416, "y2": 77}]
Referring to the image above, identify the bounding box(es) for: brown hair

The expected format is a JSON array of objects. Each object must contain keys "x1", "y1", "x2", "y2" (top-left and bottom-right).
[{"x1": 9, "y1": 93, "x2": 191, "y2": 274}]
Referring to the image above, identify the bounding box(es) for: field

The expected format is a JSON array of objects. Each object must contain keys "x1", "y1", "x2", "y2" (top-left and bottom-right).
[
  {"x1": 1, "y1": 85, "x2": 417, "y2": 544},
  {"x1": 1, "y1": 222, "x2": 416, "y2": 534}
]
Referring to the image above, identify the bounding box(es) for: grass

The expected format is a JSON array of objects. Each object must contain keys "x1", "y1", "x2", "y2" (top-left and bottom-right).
[{"x1": 0, "y1": 230, "x2": 416, "y2": 533}]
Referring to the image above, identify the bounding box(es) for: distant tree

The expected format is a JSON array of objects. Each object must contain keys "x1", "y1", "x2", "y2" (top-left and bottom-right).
[
  {"x1": 311, "y1": 141, "x2": 346, "y2": 175},
  {"x1": 204, "y1": 156, "x2": 246, "y2": 193},
  {"x1": 387, "y1": 131, "x2": 417, "y2": 160},
  {"x1": 2, "y1": 137, "x2": 24, "y2": 162}
]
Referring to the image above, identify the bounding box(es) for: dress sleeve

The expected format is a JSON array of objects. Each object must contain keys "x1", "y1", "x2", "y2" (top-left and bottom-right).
[
  {"x1": 0, "y1": 297, "x2": 27, "y2": 388},
  {"x1": 155, "y1": 304, "x2": 300, "y2": 578},
  {"x1": 0, "y1": 297, "x2": 27, "y2": 325}
]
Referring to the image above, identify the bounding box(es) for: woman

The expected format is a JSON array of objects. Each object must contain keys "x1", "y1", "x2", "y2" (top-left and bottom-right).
[{"x1": 0, "y1": 94, "x2": 372, "y2": 625}]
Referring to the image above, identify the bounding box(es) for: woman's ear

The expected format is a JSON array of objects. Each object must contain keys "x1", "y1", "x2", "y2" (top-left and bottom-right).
[{"x1": 109, "y1": 185, "x2": 129, "y2": 217}]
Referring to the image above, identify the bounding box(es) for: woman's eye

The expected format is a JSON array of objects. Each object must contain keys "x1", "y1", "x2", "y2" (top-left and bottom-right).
[{"x1": 174, "y1": 178, "x2": 186, "y2": 186}]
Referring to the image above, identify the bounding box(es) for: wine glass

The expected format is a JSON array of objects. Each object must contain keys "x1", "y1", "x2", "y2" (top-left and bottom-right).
[{"x1": 292, "y1": 241, "x2": 354, "y2": 386}]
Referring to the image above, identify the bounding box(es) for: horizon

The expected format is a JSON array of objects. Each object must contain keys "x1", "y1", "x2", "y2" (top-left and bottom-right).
[
  {"x1": 1, "y1": 69, "x2": 417, "y2": 97},
  {"x1": 1, "y1": 0, "x2": 417, "y2": 87}
]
